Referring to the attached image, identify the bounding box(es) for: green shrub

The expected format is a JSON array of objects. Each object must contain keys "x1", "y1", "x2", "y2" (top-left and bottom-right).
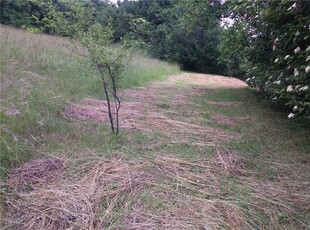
[{"x1": 224, "y1": 1, "x2": 310, "y2": 118}]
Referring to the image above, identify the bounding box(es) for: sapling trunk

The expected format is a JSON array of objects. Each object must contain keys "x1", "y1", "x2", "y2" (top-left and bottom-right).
[
  {"x1": 98, "y1": 66, "x2": 115, "y2": 133},
  {"x1": 108, "y1": 67, "x2": 121, "y2": 134},
  {"x1": 103, "y1": 80, "x2": 115, "y2": 133},
  {"x1": 114, "y1": 95, "x2": 121, "y2": 134}
]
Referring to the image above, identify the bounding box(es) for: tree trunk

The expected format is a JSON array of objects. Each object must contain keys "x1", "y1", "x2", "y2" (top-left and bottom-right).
[
  {"x1": 103, "y1": 80, "x2": 115, "y2": 133},
  {"x1": 108, "y1": 67, "x2": 121, "y2": 134}
]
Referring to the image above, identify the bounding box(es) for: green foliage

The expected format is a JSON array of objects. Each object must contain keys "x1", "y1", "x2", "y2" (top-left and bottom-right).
[
  {"x1": 32, "y1": 0, "x2": 94, "y2": 36},
  {"x1": 222, "y1": 0, "x2": 310, "y2": 117},
  {"x1": 76, "y1": 23, "x2": 133, "y2": 133},
  {"x1": 76, "y1": 23, "x2": 132, "y2": 91},
  {"x1": 179, "y1": 0, "x2": 222, "y2": 29},
  {"x1": 219, "y1": 23, "x2": 248, "y2": 77},
  {"x1": 115, "y1": 0, "x2": 225, "y2": 74},
  {"x1": 0, "y1": 0, "x2": 39, "y2": 29},
  {"x1": 0, "y1": 0, "x2": 94, "y2": 37},
  {"x1": 0, "y1": 0, "x2": 33, "y2": 27},
  {"x1": 1, "y1": 0, "x2": 226, "y2": 74}
]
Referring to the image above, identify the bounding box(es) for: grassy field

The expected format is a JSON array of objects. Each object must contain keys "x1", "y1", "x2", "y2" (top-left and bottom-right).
[
  {"x1": 1, "y1": 26, "x2": 310, "y2": 229},
  {"x1": 0, "y1": 25, "x2": 180, "y2": 178}
]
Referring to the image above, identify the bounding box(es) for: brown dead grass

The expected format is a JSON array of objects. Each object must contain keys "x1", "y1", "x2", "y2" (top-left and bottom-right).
[
  {"x1": 126, "y1": 153, "x2": 310, "y2": 229},
  {"x1": 8, "y1": 158, "x2": 65, "y2": 191},
  {"x1": 65, "y1": 98, "x2": 235, "y2": 146},
  {"x1": 239, "y1": 116, "x2": 257, "y2": 122},
  {"x1": 3, "y1": 152, "x2": 309, "y2": 229},
  {"x1": 65, "y1": 74, "x2": 240, "y2": 146},
  {"x1": 65, "y1": 99, "x2": 144, "y2": 125},
  {"x1": 166, "y1": 73, "x2": 247, "y2": 89},
  {"x1": 211, "y1": 114, "x2": 236, "y2": 126},
  {"x1": 3, "y1": 158, "x2": 148, "y2": 230}
]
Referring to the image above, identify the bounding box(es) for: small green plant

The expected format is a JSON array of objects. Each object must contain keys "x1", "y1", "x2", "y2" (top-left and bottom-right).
[{"x1": 75, "y1": 23, "x2": 132, "y2": 133}]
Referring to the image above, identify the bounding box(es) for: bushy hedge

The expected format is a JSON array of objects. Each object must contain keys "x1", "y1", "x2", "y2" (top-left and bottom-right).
[{"x1": 225, "y1": 0, "x2": 310, "y2": 117}]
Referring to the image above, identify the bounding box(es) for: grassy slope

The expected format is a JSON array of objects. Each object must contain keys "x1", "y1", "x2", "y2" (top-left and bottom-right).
[
  {"x1": 1, "y1": 26, "x2": 310, "y2": 229},
  {"x1": 0, "y1": 25, "x2": 180, "y2": 177}
]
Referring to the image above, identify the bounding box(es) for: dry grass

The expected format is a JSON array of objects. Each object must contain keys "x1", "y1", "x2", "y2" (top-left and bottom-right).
[
  {"x1": 64, "y1": 74, "x2": 239, "y2": 147},
  {"x1": 3, "y1": 158, "x2": 148, "y2": 229},
  {"x1": 211, "y1": 114, "x2": 236, "y2": 126},
  {"x1": 124, "y1": 153, "x2": 310, "y2": 229},
  {"x1": 2, "y1": 68, "x2": 309, "y2": 229},
  {"x1": 65, "y1": 98, "x2": 233, "y2": 146},
  {"x1": 166, "y1": 73, "x2": 247, "y2": 89},
  {"x1": 8, "y1": 158, "x2": 65, "y2": 191},
  {"x1": 3, "y1": 151, "x2": 309, "y2": 229}
]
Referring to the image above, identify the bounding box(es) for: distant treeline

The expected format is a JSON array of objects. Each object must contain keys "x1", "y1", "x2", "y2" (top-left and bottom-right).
[
  {"x1": 1, "y1": 0, "x2": 309, "y2": 116},
  {"x1": 0, "y1": 0, "x2": 226, "y2": 74}
]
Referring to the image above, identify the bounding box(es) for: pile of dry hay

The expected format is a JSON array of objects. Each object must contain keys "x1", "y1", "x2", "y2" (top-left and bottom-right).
[
  {"x1": 2, "y1": 151, "x2": 309, "y2": 229},
  {"x1": 3, "y1": 157, "x2": 147, "y2": 229},
  {"x1": 65, "y1": 95, "x2": 236, "y2": 148}
]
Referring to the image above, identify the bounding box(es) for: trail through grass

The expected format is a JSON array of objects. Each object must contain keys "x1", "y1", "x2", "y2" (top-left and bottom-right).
[{"x1": 1, "y1": 26, "x2": 310, "y2": 229}]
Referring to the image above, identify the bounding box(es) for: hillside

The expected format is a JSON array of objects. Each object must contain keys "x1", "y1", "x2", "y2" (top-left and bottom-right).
[{"x1": 1, "y1": 26, "x2": 310, "y2": 229}]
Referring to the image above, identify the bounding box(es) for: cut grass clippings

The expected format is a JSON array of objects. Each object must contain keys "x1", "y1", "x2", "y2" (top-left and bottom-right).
[{"x1": 2, "y1": 151, "x2": 309, "y2": 229}]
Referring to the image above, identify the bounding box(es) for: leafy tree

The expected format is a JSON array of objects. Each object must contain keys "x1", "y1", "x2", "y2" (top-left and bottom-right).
[
  {"x1": 117, "y1": 0, "x2": 225, "y2": 74},
  {"x1": 90, "y1": 0, "x2": 118, "y2": 30},
  {"x1": 219, "y1": 23, "x2": 248, "y2": 77},
  {"x1": 75, "y1": 23, "x2": 132, "y2": 133},
  {"x1": 32, "y1": 0, "x2": 95, "y2": 36},
  {"x1": 222, "y1": 0, "x2": 310, "y2": 117},
  {"x1": 1, "y1": 0, "x2": 226, "y2": 74},
  {"x1": 1, "y1": 0, "x2": 95, "y2": 37},
  {"x1": 0, "y1": 0, "x2": 40, "y2": 28}
]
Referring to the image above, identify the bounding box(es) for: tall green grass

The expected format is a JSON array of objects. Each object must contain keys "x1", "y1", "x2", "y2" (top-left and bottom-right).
[
  {"x1": 194, "y1": 87, "x2": 310, "y2": 166},
  {"x1": 121, "y1": 51, "x2": 180, "y2": 88},
  {"x1": 0, "y1": 25, "x2": 180, "y2": 178}
]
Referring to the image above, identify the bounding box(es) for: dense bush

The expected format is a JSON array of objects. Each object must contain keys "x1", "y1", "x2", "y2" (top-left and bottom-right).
[
  {"x1": 222, "y1": 0, "x2": 310, "y2": 117},
  {"x1": 93, "y1": 0, "x2": 227, "y2": 74},
  {"x1": 0, "y1": 0, "x2": 94, "y2": 36}
]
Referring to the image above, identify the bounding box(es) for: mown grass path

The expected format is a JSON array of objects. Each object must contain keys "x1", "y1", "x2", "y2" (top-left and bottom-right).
[{"x1": 3, "y1": 73, "x2": 310, "y2": 229}]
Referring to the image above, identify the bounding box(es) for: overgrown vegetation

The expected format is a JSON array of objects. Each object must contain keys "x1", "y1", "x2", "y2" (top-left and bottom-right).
[
  {"x1": 0, "y1": 0, "x2": 225, "y2": 74},
  {"x1": 1, "y1": 66, "x2": 310, "y2": 228},
  {"x1": 221, "y1": 0, "x2": 310, "y2": 117}
]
